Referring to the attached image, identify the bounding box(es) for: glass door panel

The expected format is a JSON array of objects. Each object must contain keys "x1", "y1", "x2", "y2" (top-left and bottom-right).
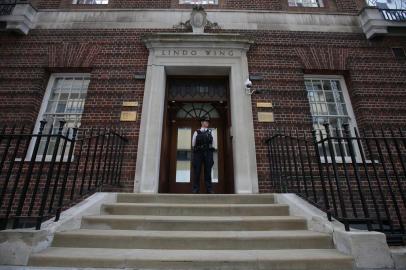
[
  {"x1": 175, "y1": 127, "x2": 192, "y2": 183},
  {"x1": 211, "y1": 128, "x2": 219, "y2": 183}
]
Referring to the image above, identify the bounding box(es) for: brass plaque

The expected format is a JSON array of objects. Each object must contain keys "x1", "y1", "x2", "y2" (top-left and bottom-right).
[
  {"x1": 120, "y1": 111, "x2": 137, "y2": 122},
  {"x1": 256, "y1": 102, "x2": 273, "y2": 108},
  {"x1": 258, "y1": 112, "x2": 274, "y2": 122},
  {"x1": 122, "y1": 101, "x2": 138, "y2": 107}
]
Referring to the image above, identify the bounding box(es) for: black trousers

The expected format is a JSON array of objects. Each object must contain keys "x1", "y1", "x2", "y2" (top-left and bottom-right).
[{"x1": 192, "y1": 150, "x2": 214, "y2": 193}]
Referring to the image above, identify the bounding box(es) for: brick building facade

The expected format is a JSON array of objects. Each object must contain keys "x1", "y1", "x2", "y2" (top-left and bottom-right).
[{"x1": 0, "y1": 0, "x2": 405, "y2": 195}]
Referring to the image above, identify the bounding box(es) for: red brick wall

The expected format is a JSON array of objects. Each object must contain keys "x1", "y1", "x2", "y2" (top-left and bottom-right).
[
  {"x1": 241, "y1": 30, "x2": 406, "y2": 192},
  {"x1": 0, "y1": 29, "x2": 156, "y2": 192},
  {"x1": 0, "y1": 29, "x2": 405, "y2": 194},
  {"x1": 30, "y1": 0, "x2": 360, "y2": 13}
]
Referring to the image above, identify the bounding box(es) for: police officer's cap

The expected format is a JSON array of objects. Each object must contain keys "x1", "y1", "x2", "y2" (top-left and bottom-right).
[{"x1": 199, "y1": 116, "x2": 211, "y2": 122}]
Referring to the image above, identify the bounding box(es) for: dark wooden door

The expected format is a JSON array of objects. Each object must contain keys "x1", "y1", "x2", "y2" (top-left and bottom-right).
[
  {"x1": 159, "y1": 77, "x2": 233, "y2": 194},
  {"x1": 168, "y1": 107, "x2": 226, "y2": 194}
]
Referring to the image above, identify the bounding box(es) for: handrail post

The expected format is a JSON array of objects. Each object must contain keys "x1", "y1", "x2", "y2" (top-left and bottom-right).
[
  {"x1": 311, "y1": 129, "x2": 332, "y2": 221},
  {"x1": 12, "y1": 121, "x2": 46, "y2": 229},
  {"x1": 343, "y1": 124, "x2": 371, "y2": 230},
  {"x1": 323, "y1": 123, "x2": 348, "y2": 228},
  {"x1": 35, "y1": 121, "x2": 65, "y2": 230},
  {"x1": 55, "y1": 127, "x2": 78, "y2": 221}
]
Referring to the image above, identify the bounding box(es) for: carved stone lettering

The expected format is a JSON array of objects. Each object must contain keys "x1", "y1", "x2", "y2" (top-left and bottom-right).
[{"x1": 159, "y1": 49, "x2": 235, "y2": 57}]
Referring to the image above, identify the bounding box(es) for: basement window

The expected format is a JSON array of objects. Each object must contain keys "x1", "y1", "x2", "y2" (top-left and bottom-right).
[
  {"x1": 179, "y1": 0, "x2": 218, "y2": 4},
  {"x1": 392, "y1": 48, "x2": 406, "y2": 60},
  {"x1": 73, "y1": 0, "x2": 109, "y2": 4},
  {"x1": 288, "y1": 0, "x2": 324, "y2": 7}
]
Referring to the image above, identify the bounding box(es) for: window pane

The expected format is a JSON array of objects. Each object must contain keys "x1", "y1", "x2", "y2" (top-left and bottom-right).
[
  {"x1": 52, "y1": 78, "x2": 63, "y2": 91},
  {"x1": 176, "y1": 103, "x2": 220, "y2": 119},
  {"x1": 176, "y1": 128, "x2": 192, "y2": 183},
  {"x1": 45, "y1": 101, "x2": 56, "y2": 113},
  {"x1": 313, "y1": 80, "x2": 322, "y2": 90},
  {"x1": 60, "y1": 93, "x2": 69, "y2": 100},
  {"x1": 56, "y1": 102, "x2": 67, "y2": 113},
  {"x1": 211, "y1": 128, "x2": 218, "y2": 183},
  {"x1": 328, "y1": 103, "x2": 338, "y2": 115},
  {"x1": 75, "y1": 0, "x2": 108, "y2": 4},
  {"x1": 70, "y1": 93, "x2": 80, "y2": 99},
  {"x1": 305, "y1": 80, "x2": 313, "y2": 90},
  {"x1": 50, "y1": 92, "x2": 59, "y2": 101},
  {"x1": 322, "y1": 80, "x2": 332, "y2": 90},
  {"x1": 325, "y1": 91, "x2": 334, "y2": 102},
  {"x1": 331, "y1": 80, "x2": 341, "y2": 91},
  {"x1": 179, "y1": 0, "x2": 218, "y2": 3},
  {"x1": 319, "y1": 103, "x2": 328, "y2": 114},
  {"x1": 71, "y1": 79, "x2": 84, "y2": 92},
  {"x1": 61, "y1": 78, "x2": 73, "y2": 91}
]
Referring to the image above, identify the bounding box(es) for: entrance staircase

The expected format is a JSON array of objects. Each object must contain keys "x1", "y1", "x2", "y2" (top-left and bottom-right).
[{"x1": 28, "y1": 193, "x2": 354, "y2": 269}]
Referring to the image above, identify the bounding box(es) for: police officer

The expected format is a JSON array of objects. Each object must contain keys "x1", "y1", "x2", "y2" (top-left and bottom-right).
[{"x1": 192, "y1": 116, "x2": 215, "y2": 194}]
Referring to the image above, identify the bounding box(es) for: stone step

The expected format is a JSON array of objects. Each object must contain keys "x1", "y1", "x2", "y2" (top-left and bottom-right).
[
  {"x1": 28, "y1": 247, "x2": 354, "y2": 269},
  {"x1": 117, "y1": 193, "x2": 275, "y2": 204},
  {"x1": 81, "y1": 215, "x2": 307, "y2": 231},
  {"x1": 52, "y1": 229, "x2": 333, "y2": 250},
  {"x1": 101, "y1": 203, "x2": 290, "y2": 216}
]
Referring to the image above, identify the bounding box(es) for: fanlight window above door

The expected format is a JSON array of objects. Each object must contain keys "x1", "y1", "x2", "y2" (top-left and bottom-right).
[
  {"x1": 168, "y1": 78, "x2": 227, "y2": 101},
  {"x1": 176, "y1": 103, "x2": 220, "y2": 119}
]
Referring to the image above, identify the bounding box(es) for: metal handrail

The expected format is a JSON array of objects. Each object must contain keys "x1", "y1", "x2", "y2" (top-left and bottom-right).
[
  {"x1": 380, "y1": 8, "x2": 406, "y2": 21},
  {"x1": 0, "y1": 121, "x2": 128, "y2": 230},
  {"x1": 266, "y1": 124, "x2": 406, "y2": 246}
]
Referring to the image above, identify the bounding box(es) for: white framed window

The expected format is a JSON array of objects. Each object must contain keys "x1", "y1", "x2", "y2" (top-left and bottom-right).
[
  {"x1": 304, "y1": 75, "x2": 359, "y2": 162},
  {"x1": 27, "y1": 73, "x2": 90, "y2": 161},
  {"x1": 288, "y1": 0, "x2": 324, "y2": 7},
  {"x1": 179, "y1": 0, "x2": 218, "y2": 4},
  {"x1": 72, "y1": 0, "x2": 108, "y2": 4}
]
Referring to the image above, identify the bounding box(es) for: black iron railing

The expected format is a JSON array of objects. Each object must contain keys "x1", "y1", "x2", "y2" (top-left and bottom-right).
[
  {"x1": 0, "y1": 0, "x2": 17, "y2": 16},
  {"x1": 0, "y1": 120, "x2": 127, "y2": 230},
  {"x1": 266, "y1": 124, "x2": 406, "y2": 246},
  {"x1": 365, "y1": 0, "x2": 406, "y2": 22},
  {"x1": 380, "y1": 8, "x2": 406, "y2": 21}
]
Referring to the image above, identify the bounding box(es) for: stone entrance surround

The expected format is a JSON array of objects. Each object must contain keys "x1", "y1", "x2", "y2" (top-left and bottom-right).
[{"x1": 134, "y1": 33, "x2": 259, "y2": 194}]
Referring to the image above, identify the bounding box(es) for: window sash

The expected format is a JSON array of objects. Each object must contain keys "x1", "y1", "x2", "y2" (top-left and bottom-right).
[
  {"x1": 179, "y1": 0, "x2": 218, "y2": 4},
  {"x1": 27, "y1": 74, "x2": 90, "y2": 161},
  {"x1": 73, "y1": 0, "x2": 109, "y2": 4},
  {"x1": 367, "y1": 0, "x2": 406, "y2": 10},
  {"x1": 288, "y1": 0, "x2": 324, "y2": 7},
  {"x1": 305, "y1": 76, "x2": 359, "y2": 160}
]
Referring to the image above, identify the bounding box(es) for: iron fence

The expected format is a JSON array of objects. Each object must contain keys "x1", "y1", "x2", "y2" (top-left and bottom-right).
[
  {"x1": 0, "y1": 0, "x2": 17, "y2": 16},
  {"x1": 0, "y1": 120, "x2": 127, "y2": 230},
  {"x1": 380, "y1": 8, "x2": 406, "y2": 21},
  {"x1": 266, "y1": 124, "x2": 406, "y2": 246}
]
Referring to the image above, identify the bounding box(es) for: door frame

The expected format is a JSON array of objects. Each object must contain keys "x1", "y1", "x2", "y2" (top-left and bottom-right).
[
  {"x1": 135, "y1": 33, "x2": 259, "y2": 194},
  {"x1": 159, "y1": 76, "x2": 233, "y2": 193}
]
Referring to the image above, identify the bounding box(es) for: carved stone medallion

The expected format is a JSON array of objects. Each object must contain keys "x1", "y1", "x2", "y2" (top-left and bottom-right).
[
  {"x1": 173, "y1": 5, "x2": 220, "y2": 33},
  {"x1": 190, "y1": 6, "x2": 207, "y2": 33}
]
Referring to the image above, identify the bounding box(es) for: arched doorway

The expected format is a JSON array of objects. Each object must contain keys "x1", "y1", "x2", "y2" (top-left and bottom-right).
[{"x1": 159, "y1": 77, "x2": 234, "y2": 194}]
